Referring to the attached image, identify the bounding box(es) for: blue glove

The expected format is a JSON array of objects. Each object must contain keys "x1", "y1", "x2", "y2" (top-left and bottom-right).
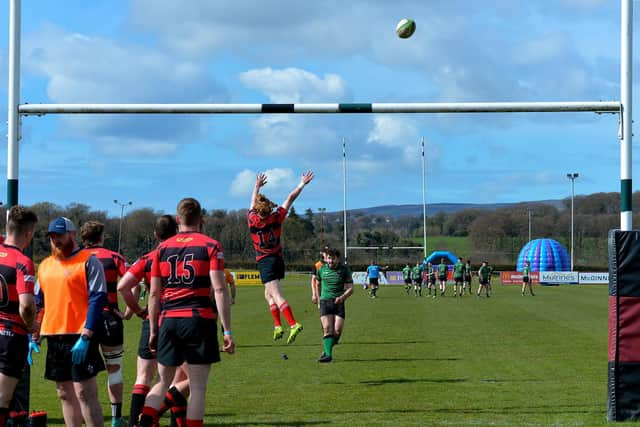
[
  {"x1": 71, "y1": 335, "x2": 90, "y2": 365},
  {"x1": 27, "y1": 339, "x2": 40, "y2": 366}
]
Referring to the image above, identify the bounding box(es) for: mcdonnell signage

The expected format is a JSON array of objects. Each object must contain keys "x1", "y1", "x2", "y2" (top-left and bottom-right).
[
  {"x1": 539, "y1": 271, "x2": 579, "y2": 285},
  {"x1": 578, "y1": 272, "x2": 609, "y2": 285}
]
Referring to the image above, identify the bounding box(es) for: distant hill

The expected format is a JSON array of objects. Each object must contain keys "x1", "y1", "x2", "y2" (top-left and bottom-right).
[{"x1": 330, "y1": 200, "x2": 565, "y2": 218}]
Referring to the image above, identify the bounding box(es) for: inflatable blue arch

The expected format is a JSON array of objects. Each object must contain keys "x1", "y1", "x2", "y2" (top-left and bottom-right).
[
  {"x1": 424, "y1": 250, "x2": 459, "y2": 265},
  {"x1": 516, "y1": 238, "x2": 570, "y2": 272}
]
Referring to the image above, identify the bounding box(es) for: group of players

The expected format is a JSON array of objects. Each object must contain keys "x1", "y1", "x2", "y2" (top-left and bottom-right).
[
  {"x1": 0, "y1": 170, "x2": 343, "y2": 427},
  {"x1": 401, "y1": 258, "x2": 495, "y2": 298}
]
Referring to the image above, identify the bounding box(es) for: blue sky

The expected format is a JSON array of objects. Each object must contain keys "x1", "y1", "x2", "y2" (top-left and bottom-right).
[{"x1": 0, "y1": 0, "x2": 635, "y2": 217}]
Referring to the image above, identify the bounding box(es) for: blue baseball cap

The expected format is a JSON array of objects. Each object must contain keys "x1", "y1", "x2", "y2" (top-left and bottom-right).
[{"x1": 47, "y1": 217, "x2": 76, "y2": 235}]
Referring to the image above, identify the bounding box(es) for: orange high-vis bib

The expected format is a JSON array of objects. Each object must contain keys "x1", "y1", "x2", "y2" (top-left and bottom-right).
[{"x1": 38, "y1": 251, "x2": 92, "y2": 335}]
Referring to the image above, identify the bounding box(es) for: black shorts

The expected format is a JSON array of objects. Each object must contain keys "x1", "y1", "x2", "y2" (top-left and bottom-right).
[
  {"x1": 319, "y1": 299, "x2": 346, "y2": 319},
  {"x1": 523, "y1": 276, "x2": 530, "y2": 283},
  {"x1": 439, "y1": 275, "x2": 447, "y2": 281},
  {"x1": 45, "y1": 335, "x2": 105, "y2": 382},
  {"x1": 257, "y1": 256, "x2": 285, "y2": 284},
  {"x1": 369, "y1": 278, "x2": 379, "y2": 286},
  {"x1": 429, "y1": 278, "x2": 436, "y2": 285},
  {"x1": 158, "y1": 317, "x2": 220, "y2": 366},
  {"x1": 99, "y1": 310, "x2": 124, "y2": 347},
  {"x1": 454, "y1": 277, "x2": 463, "y2": 284},
  {"x1": 413, "y1": 279, "x2": 422, "y2": 285},
  {"x1": 464, "y1": 275, "x2": 472, "y2": 282},
  {"x1": 0, "y1": 332, "x2": 28, "y2": 378},
  {"x1": 138, "y1": 318, "x2": 155, "y2": 360},
  {"x1": 404, "y1": 279, "x2": 412, "y2": 285},
  {"x1": 479, "y1": 278, "x2": 489, "y2": 286}
]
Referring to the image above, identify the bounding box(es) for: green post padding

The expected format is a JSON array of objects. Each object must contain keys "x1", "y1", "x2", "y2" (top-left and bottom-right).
[
  {"x1": 339, "y1": 103, "x2": 373, "y2": 113},
  {"x1": 6, "y1": 179, "x2": 18, "y2": 208},
  {"x1": 621, "y1": 179, "x2": 632, "y2": 212}
]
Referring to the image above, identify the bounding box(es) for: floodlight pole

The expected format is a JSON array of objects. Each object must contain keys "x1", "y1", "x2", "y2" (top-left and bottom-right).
[
  {"x1": 318, "y1": 208, "x2": 326, "y2": 246},
  {"x1": 114, "y1": 199, "x2": 132, "y2": 254},
  {"x1": 421, "y1": 138, "x2": 427, "y2": 258},
  {"x1": 342, "y1": 139, "x2": 348, "y2": 263},
  {"x1": 620, "y1": 0, "x2": 633, "y2": 230},
  {"x1": 566, "y1": 173, "x2": 579, "y2": 271},
  {"x1": 7, "y1": 0, "x2": 20, "y2": 209}
]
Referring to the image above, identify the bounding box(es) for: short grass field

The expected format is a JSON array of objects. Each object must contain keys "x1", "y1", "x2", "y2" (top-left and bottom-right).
[{"x1": 26, "y1": 275, "x2": 637, "y2": 426}]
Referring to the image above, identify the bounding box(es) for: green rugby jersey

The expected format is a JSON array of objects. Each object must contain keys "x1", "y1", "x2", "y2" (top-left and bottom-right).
[
  {"x1": 523, "y1": 265, "x2": 530, "y2": 278},
  {"x1": 317, "y1": 263, "x2": 353, "y2": 299},
  {"x1": 479, "y1": 265, "x2": 491, "y2": 281},
  {"x1": 411, "y1": 265, "x2": 422, "y2": 279},
  {"x1": 402, "y1": 266, "x2": 411, "y2": 280},
  {"x1": 453, "y1": 261, "x2": 464, "y2": 278},
  {"x1": 437, "y1": 263, "x2": 447, "y2": 276}
]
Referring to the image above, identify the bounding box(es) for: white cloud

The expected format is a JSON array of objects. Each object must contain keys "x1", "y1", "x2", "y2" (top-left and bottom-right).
[
  {"x1": 262, "y1": 168, "x2": 296, "y2": 188},
  {"x1": 238, "y1": 67, "x2": 355, "y2": 161},
  {"x1": 239, "y1": 67, "x2": 348, "y2": 103},
  {"x1": 22, "y1": 24, "x2": 226, "y2": 155},
  {"x1": 129, "y1": 1, "x2": 372, "y2": 58},
  {"x1": 229, "y1": 167, "x2": 295, "y2": 198},
  {"x1": 130, "y1": 1, "x2": 617, "y2": 106},
  {"x1": 368, "y1": 117, "x2": 418, "y2": 148},
  {"x1": 367, "y1": 116, "x2": 423, "y2": 163},
  {"x1": 229, "y1": 169, "x2": 255, "y2": 198}
]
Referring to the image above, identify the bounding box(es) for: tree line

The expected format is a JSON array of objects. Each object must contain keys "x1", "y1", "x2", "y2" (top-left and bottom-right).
[{"x1": 11, "y1": 191, "x2": 633, "y2": 270}]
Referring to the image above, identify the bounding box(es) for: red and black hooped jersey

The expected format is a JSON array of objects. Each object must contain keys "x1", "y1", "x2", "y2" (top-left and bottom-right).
[
  {"x1": 151, "y1": 232, "x2": 224, "y2": 318},
  {"x1": 0, "y1": 243, "x2": 35, "y2": 335},
  {"x1": 127, "y1": 249, "x2": 155, "y2": 291},
  {"x1": 247, "y1": 206, "x2": 288, "y2": 261},
  {"x1": 84, "y1": 246, "x2": 128, "y2": 310}
]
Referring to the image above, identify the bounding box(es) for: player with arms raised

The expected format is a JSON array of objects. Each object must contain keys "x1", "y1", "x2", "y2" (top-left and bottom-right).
[{"x1": 248, "y1": 171, "x2": 313, "y2": 343}]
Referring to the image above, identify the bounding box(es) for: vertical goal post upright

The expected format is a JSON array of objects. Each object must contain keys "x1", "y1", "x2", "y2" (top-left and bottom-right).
[{"x1": 342, "y1": 136, "x2": 428, "y2": 264}]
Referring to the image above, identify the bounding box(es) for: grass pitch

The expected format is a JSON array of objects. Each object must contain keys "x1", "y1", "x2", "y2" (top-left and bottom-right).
[{"x1": 27, "y1": 276, "x2": 628, "y2": 426}]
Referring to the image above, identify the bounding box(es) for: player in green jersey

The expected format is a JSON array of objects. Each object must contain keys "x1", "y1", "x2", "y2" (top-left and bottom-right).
[
  {"x1": 315, "y1": 248, "x2": 353, "y2": 363},
  {"x1": 452, "y1": 259, "x2": 465, "y2": 297},
  {"x1": 402, "y1": 263, "x2": 412, "y2": 295},
  {"x1": 437, "y1": 258, "x2": 448, "y2": 296},
  {"x1": 411, "y1": 262, "x2": 423, "y2": 297},
  {"x1": 521, "y1": 260, "x2": 535, "y2": 296},
  {"x1": 425, "y1": 262, "x2": 436, "y2": 297},
  {"x1": 463, "y1": 259, "x2": 473, "y2": 295},
  {"x1": 477, "y1": 261, "x2": 491, "y2": 298}
]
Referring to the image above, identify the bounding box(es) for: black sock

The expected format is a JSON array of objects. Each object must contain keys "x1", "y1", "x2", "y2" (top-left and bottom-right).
[
  {"x1": 128, "y1": 389, "x2": 149, "y2": 427},
  {"x1": 0, "y1": 407, "x2": 8, "y2": 427}
]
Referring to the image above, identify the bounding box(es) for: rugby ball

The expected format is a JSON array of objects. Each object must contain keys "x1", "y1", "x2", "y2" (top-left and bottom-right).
[{"x1": 396, "y1": 18, "x2": 416, "y2": 39}]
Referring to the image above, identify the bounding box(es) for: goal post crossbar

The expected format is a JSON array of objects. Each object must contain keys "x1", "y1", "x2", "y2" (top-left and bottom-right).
[{"x1": 17, "y1": 101, "x2": 621, "y2": 116}]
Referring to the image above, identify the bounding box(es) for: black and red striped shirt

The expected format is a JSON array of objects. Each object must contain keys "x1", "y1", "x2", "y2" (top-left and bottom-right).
[
  {"x1": 151, "y1": 232, "x2": 224, "y2": 319},
  {"x1": 0, "y1": 243, "x2": 35, "y2": 335},
  {"x1": 84, "y1": 246, "x2": 128, "y2": 310},
  {"x1": 127, "y1": 249, "x2": 155, "y2": 291},
  {"x1": 247, "y1": 206, "x2": 288, "y2": 261}
]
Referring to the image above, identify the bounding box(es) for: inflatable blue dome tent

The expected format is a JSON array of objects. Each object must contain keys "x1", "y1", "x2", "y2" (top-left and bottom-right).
[
  {"x1": 516, "y1": 238, "x2": 570, "y2": 272},
  {"x1": 424, "y1": 251, "x2": 459, "y2": 265}
]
